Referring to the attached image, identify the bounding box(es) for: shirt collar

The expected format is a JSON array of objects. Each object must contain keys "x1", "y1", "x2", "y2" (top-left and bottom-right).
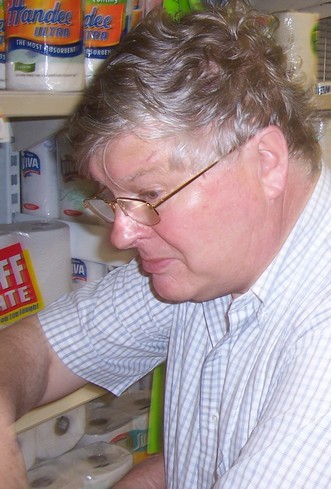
[{"x1": 251, "y1": 163, "x2": 331, "y2": 305}]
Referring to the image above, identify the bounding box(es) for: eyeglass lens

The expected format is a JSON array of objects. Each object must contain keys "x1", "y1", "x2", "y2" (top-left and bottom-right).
[{"x1": 85, "y1": 198, "x2": 160, "y2": 226}]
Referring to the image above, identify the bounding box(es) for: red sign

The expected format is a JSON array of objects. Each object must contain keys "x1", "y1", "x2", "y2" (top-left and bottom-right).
[{"x1": 0, "y1": 242, "x2": 43, "y2": 326}]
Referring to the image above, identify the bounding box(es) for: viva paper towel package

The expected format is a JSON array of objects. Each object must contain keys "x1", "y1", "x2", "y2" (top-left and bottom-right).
[
  {"x1": 57, "y1": 133, "x2": 99, "y2": 223},
  {"x1": 21, "y1": 137, "x2": 60, "y2": 219},
  {"x1": 4, "y1": 0, "x2": 85, "y2": 91},
  {"x1": 0, "y1": 220, "x2": 72, "y2": 327},
  {"x1": 84, "y1": 0, "x2": 127, "y2": 84},
  {"x1": 0, "y1": 0, "x2": 5, "y2": 89}
]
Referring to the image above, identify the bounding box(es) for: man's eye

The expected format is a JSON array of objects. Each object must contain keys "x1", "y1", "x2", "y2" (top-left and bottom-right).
[{"x1": 140, "y1": 190, "x2": 161, "y2": 202}]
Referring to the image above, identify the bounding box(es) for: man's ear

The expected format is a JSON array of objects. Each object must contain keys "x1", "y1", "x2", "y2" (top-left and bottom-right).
[{"x1": 255, "y1": 126, "x2": 289, "y2": 199}]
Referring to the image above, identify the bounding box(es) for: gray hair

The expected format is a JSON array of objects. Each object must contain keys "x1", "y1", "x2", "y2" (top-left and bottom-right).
[{"x1": 68, "y1": 1, "x2": 321, "y2": 175}]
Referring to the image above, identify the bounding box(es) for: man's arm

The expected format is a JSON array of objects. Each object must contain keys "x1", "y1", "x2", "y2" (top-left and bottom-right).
[{"x1": 0, "y1": 314, "x2": 86, "y2": 488}]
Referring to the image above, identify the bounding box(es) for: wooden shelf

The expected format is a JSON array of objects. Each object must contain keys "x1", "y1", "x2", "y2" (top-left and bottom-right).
[
  {"x1": 314, "y1": 94, "x2": 331, "y2": 111},
  {"x1": 15, "y1": 384, "x2": 106, "y2": 433},
  {"x1": 1, "y1": 91, "x2": 331, "y2": 120},
  {"x1": 0, "y1": 91, "x2": 83, "y2": 118}
]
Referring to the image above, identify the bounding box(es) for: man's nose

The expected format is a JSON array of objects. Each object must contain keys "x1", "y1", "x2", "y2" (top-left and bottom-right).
[{"x1": 109, "y1": 205, "x2": 148, "y2": 250}]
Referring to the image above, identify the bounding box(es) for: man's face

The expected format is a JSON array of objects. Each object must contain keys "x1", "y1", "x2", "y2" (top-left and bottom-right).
[{"x1": 90, "y1": 133, "x2": 272, "y2": 302}]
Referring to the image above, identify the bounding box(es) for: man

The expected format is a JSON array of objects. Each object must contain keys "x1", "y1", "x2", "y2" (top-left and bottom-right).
[{"x1": 0, "y1": 2, "x2": 330, "y2": 488}]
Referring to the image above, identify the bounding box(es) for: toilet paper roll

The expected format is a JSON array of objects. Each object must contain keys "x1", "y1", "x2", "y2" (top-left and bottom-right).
[
  {"x1": 0, "y1": 220, "x2": 72, "y2": 326},
  {"x1": 275, "y1": 11, "x2": 319, "y2": 89},
  {"x1": 5, "y1": 0, "x2": 85, "y2": 91},
  {"x1": 27, "y1": 459, "x2": 78, "y2": 489},
  {"x1": 60, "y1": 442, "x2": 133, "y2": 489},
  {"x1": 18, "y1": 427, "x2": 37, "y2": 471},
  {"x1": 35, "y1": 406, "x2": 86, "y2": 460},
  {"x1": 21, "y1": 138, "x2": 60, "y2": 219}
]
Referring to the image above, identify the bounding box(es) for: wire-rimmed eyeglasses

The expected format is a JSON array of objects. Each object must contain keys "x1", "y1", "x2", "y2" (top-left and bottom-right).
[{"x1": 84, "y1": 159, "x2": 220, "y2": 226}]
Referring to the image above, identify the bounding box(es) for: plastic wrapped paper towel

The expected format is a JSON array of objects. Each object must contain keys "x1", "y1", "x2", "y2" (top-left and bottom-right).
[
  {"x1": 275, "y1": 11, "x2": 319, "y2": 89},
  {"x1": 0, "y1": 220, "x2": 72, "y2": 327},
  {"x1": 5, "y1": 0, "x2": 84, "y2": 91},
  {"x1": 28, "y1": 442, "x2": 133, "y2": 489},
  {"x1": 21, "y1": 138, "x2": 60, "y2": 219}
]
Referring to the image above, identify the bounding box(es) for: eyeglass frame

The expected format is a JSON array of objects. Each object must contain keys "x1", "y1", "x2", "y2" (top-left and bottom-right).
[{"x1": 83, "y1": 158, "x2": 220, "y2": 226}]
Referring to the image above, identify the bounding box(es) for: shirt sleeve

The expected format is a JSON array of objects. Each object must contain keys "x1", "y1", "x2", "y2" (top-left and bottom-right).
[
  {"x1": 213, "y1": 303, "x2": 331, "y2": 489},
  {"x1": 38, "y1": 259, "x2": 173, "y2": 394}
]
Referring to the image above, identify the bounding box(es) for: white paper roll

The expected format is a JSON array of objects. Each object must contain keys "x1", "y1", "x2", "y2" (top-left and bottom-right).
[
  {"x1": 275, "y1": 11, "x2": 319, "y2": 88},
  {"x1": 27, "y1": 459, "x2": 78, "y2": 489},
  {"x1": 60, "y1": 442, "x2": 133, "y2": 489},
  {"x1": 35, "y1": 406, "x2": 86, "y2": 460},
  {"x1": 18, "y1": 427, "x2": 37, "y2": 471},
  {"x1": 21, "y1": 138, "x2": 60, "y2": 219},
  {"x1": 0, "y1": 220, "x2": 72, "y2": 307},
  {"x1": 0, "y1": 220, "x2": 72, "y2": 326}
]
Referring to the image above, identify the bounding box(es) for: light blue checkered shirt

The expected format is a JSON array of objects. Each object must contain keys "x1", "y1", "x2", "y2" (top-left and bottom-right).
[{"x1": 39, "y1": 164, "x2": 331, "y2": 489}]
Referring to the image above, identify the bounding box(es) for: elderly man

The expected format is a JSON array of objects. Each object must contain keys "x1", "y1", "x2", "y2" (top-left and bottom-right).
[{"x1": 0, "y1": 2, "x2": 330, "y2": 488}]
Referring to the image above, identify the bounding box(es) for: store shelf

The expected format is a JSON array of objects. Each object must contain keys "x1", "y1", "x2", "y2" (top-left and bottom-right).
[
  {"x1": 0, "y1": 91, "x2": 83, "y2": 118},
  {"x1": 314, "y1": 94, "x2": 331, "y2": 111},
  {"x1": 1, "y1": 90, "x2": 331, "y2": 119},
  {"x1": 15, "y1": 384, "x2": 107, "y2": 433}
]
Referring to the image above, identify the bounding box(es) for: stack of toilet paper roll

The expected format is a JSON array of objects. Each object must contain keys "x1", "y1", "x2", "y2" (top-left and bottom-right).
[
  {"x1": 18, "y1": 405, "x2": 86, "y2": 472},
  {"x1": 77, "y1": 390, "x2": 151, "y2": 464},
  {"x1": 27, "y1": 442, "x2": 133, "y2": 489}
]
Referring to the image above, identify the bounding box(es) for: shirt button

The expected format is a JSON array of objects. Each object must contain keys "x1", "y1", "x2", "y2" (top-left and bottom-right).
[{"x1": 211, "y1": 413, "x2": 219, "y2": 424}]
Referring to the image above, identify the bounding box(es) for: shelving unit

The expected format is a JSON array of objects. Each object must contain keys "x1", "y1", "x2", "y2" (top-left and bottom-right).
[
  {"x1": 0, "y1": 91, "x2": 82, "y2": 118},
  {"x1": 0, "y1": 90, "x2": 109, "y2": 434},
  {"x1": 15, "y1": 384, "x2": 106, "y2": 434},
  {"x1": 2, "y1": 90, "x2": 331, "y2": 119}
]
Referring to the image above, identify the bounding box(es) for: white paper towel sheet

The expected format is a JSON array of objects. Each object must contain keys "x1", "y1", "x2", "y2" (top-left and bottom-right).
[
  {"x1": 28, "y1": 442, "x2": 133, "y2": 489},
  {"x1": 0, "y1": 220, "x2": 72, "y2": 326},
  {"x1": 35, "y1": 405, "x2": 86, "y2": 460},
  {"x1": 275, "y1": 11, "x2": 319, "y2": 88}
]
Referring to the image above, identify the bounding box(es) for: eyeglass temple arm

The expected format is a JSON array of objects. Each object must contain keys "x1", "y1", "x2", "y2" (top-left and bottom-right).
[{"x1": 153, "y1": 160, "x2": 219, "y2": 209}]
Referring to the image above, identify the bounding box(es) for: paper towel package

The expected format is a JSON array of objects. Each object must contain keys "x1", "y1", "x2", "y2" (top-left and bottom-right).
[
  {"x1": 35, "y1": 405, "x2": 86, "y2": 460},
  {"x1": 0, "y1": 220, "x2": 72, "y2": 326},
  {"x1": 5, "y1": 0, "x2": 85, "y2": 91},
  {"x1": 28, "y1": 442, "x2": 133, "y2": 489},
  {"x1": 275, "y1": 11, "x2": 319, "y2": 89},
  {"x1": 21, "y1": 138, "x2": 60, "y2": 219},
  {"x1": 84, "y1": 0, "x2": 126, "y2": 84},
  {"x1": 56, "y1": 134, "x2": 99, "y2": 224}
]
